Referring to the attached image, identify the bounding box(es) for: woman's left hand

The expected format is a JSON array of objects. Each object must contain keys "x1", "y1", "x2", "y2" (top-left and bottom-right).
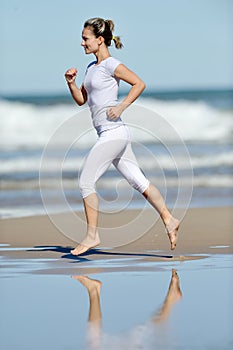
[{"x1": 107, "y1": 105, "x2": 123, "y2": 120}]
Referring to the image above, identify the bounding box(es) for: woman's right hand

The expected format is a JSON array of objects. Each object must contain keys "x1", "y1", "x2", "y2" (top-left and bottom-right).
[{"x1": 65, "y1": 68, "x2": 77, "y2": 84}]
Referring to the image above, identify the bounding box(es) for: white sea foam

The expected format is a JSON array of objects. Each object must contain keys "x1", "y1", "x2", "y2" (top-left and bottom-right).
[
  {"x1": 135, "y1": 98, "x2": 233, "y2": 143},
  {"x1": 0, "y1": 99, "x2": 91, "y2": 149},
  {"x1": 0, "y1": 98, "x2": 233, "y2": 150},
  {"x1": 0, "y1": 150, "x2": 232, "y2": 174},
  {"x1": 1, "y1": 98, "x2": 232, "y2": 197}
]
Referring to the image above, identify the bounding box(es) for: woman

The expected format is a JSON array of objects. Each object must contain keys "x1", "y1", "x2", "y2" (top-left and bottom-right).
[{"x1": 64, "y1": 17, "x2": 179, "y2": 256}]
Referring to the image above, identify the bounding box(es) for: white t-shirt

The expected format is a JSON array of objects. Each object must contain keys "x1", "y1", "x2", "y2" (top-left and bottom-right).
[{"x1": 83, "y1": 56, "x2": 124, "y2": 134}]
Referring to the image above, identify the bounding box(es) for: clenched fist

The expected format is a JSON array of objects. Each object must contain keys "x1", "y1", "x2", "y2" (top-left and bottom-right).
[{"x1": 65, "y1": 68, "x2": 77, "y2": 83}]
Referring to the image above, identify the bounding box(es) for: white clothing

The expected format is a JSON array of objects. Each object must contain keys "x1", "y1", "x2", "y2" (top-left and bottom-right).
[
  {"x1": 79, "y1": 125, "x2": 150, "y2": 198},
  {"x1": 83, "y1": 57, "x2": 124, "y2": 135},
  {"x1": 80, "y1": 56, "x2": 150, "y2": 198}
]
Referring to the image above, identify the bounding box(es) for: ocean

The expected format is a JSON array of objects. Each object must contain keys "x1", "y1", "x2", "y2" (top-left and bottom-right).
[{"x1": 0, "y1": 89, "x2": 233, "y2": 219}]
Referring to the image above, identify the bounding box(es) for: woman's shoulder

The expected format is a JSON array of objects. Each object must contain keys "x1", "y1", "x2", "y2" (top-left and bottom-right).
[
  {"x1": 105, "y1": 57, "x2": 122, "y2": 75},
  {"x1": 106, "y1": 56, "x2": 121, "y2": 65}
]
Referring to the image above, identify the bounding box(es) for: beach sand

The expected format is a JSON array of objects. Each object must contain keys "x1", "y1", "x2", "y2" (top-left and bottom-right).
[
  {"x1": 1, "y1": 207, "x2": 233, "y2": 350},
  {"x1": 1, "y1": 206, "x2": 232, "y2": 260}
]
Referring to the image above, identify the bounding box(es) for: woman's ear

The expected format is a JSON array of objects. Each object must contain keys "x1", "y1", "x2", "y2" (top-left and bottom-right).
[{"x1": 98, "y1": 36, "x2": 105, "y2": 45}]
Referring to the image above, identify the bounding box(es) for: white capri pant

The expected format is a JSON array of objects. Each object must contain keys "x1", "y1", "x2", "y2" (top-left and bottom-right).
[{"x1": 79, "y1": 125, "x2": 150, "y2": 198}]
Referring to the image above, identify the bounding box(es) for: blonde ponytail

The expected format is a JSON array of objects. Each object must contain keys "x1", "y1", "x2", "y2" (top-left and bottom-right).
[{"x1": 112, "y1": 35, "x2": 123, "y2": 49}]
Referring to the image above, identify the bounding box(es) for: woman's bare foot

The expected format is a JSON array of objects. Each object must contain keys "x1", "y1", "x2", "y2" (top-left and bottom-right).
[
  {"x1": 165, "y1": 218, "x2": 180, "y2": 250},
  {"x1": 168, "y1": 269, "x2": 183, "y2": 300},
  {"x1": 71, "y1": 275, "x2": 102, "y2": 295},
  {"x1": 71, "y1": 232, "x2": 100, "y2": 256}
]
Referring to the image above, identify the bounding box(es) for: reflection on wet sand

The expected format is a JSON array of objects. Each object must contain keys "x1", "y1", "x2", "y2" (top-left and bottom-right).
[
  {"x1": 153, "y1": 269, "x2": 182, "y2": 323},
  {"x1": 72, "y1": 269, "x2": 182, "y2": 349},
  {"x1": 72, "y1": 275, "x2": 102, "y2": 349}
]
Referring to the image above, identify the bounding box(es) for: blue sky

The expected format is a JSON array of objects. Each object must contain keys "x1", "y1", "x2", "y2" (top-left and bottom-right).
[{"x1": 1, "y1": 0, "x2": 232, "y2": 95}]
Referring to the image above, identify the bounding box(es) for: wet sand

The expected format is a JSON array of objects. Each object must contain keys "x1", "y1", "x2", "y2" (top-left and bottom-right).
[{"x1": 1, "y1": 207, "x2": 233, "y2": 350}]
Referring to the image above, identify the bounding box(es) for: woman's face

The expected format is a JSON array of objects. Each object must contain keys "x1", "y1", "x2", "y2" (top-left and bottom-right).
[{"x1": 81, "y1": 27, "x2": 100, "y2": 54}]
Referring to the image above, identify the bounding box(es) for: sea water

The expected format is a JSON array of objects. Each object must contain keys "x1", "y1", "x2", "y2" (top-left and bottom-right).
[
  {"x1": 0, "y1": 251, "x2": 233, "y2": 350},
  {"x1": 0, "y1": 89, "x2": 233, "y2": 218}
]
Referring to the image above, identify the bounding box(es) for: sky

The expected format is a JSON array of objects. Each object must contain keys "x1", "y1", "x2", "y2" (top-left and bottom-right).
[{"x1": 0, "y1": 0, "x2": 233, "y2": 95}]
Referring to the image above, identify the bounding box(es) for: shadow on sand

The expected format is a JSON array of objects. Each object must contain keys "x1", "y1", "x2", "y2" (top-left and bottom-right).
[{"x1": 28, "y1": 245, "x2": 173, "y2": 262}]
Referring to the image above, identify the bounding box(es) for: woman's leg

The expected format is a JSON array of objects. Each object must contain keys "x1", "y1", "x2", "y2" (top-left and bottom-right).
[
  {"x1": 143, "y1": 184, "x2": 179, "y2": 250},
  {"x1": 71, "y1": 128, "x2": 129, "y2": 255},
  {"x1": 71, "y1": 193, "x2": 100, "y2": 255},
  {"x1": 71, "y1": 275, "x2": 102, "y2": 348},
  {"x1": 113, "y1": 142, "x2": 179, "y2": 250},
  {"x1": 71, "y1": 275, "x2": 102, "y2": 322},
  {"x1": 151, "y1": 269, "x2": 182, "y2": 323}
]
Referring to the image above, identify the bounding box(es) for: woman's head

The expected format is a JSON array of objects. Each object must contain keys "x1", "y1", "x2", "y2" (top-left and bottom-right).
[{"x1": 83, "y1": 17, "x2": 123, "y2": 49}]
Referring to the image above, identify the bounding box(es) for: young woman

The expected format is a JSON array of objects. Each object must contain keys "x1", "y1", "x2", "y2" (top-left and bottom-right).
[{"x1": 64, "y1": 17, "x2": 179, "y2": 256}]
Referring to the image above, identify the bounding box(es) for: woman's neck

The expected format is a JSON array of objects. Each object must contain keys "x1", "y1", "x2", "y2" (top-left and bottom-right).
[{"x1": 94, "y1": 46, "x2": 111, "y2": 64}]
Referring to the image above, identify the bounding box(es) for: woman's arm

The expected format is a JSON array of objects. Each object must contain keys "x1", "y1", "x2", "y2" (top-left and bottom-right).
[
  {"x1": 65, "y1": 68, "x2": 87, "y2": 106},
  {"x1": 107, "y1": 64, "x2": 146, "y2": 119}
]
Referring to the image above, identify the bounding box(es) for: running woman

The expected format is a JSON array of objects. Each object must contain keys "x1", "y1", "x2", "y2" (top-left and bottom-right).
[{"x1": 64, "y1": 18, "x2": 180, "y2": 255}]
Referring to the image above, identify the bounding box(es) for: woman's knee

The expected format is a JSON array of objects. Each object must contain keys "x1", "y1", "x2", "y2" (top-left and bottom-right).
[
  {"x1": 79, "y1": 175, "x2": 96, "y2": 198},
  {"x1": 131, "y1": 179, "x2": 150, "y2": 193}
]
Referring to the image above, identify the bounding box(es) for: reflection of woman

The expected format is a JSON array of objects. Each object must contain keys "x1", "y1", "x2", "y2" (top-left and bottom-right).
[
  {"x1": 72, "y1": 270, "x2": 182, "y2": 348},
  {"x1": 65, "y1": 17, "x2": 179, "y2": 256},
  {"x1": 72, "y1": 276, "x2": 102, "y2": 349}
]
